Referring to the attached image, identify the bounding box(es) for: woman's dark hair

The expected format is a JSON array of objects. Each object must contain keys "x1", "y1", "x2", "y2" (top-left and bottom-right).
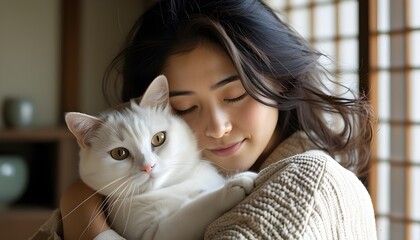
[{"x1": 103, "y1": 0, "x2": 373, "y2": 175}]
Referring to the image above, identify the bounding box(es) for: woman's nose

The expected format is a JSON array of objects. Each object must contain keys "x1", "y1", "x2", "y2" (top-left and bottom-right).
[{"x1": 205, "y1": 107, "x2": 232, "y2": 138}]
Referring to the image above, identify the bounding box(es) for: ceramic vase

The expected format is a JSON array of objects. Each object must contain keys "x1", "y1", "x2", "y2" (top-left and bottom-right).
[
  {"x1": 2, "y1": 97, "x2": 34, "y2": 129},
  {"x1": 0, "y1": 156, "x2": 28, "y2": 208}
]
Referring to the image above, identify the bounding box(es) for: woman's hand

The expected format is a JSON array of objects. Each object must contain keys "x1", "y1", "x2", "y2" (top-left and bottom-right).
[{"x1": 60, "y1": 179, "x2": 110, "y2": 240}]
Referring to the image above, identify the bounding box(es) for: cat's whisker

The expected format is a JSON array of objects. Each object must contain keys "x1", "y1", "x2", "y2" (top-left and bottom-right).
[
  {"x1": 60, "y1": 176, "x2": 127, "y2": 223},
  {"x1": 75, "y1": 179, "x2": 131, "y2": 239},
  {"x1": 122, "y1": 181, "x2": 138, "y2": 235},
  {"x1": 73, "y1": 193, "x2": 115, "y2": 240},
  {"x1": 104, "y1": 177, "x2": 137, "y2": 232},
  {"x1": 78, "y1": 205, "x2": 105, "y2": 240},
  {"x1": 60, "y1": 191, "x2": 104, "y2": 222},
  {"x1": 84, "y1": 177, "x2": 141, "y2": 239},
  {"x1": 103, "y1": 179, "x2": 138, "y2": 236}
]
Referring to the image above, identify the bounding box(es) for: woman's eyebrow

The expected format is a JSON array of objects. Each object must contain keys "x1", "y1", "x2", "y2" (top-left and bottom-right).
[
  {"x1": 169, "y1": 90, "x2": 193, "y2": 97},
  {"x1": 169, "y1": 75, "x2": 240, "y2": 97},
  {"x1": 210, "y1": 75, "x2": 240, "y2": 90}
]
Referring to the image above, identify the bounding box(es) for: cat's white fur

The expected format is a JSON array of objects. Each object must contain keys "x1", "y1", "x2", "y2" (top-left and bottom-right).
[{"x1": 65, "y1": 75, "x2": 258, "y2": 240}]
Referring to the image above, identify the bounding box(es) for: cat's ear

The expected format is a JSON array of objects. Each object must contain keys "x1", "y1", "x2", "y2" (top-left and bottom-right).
[
  {"x1": 140, "y1": 75, "x2": 171, "y2": 111},
  {"x1": 65, "y1": 112, "x2": 103, "y2": 148}
]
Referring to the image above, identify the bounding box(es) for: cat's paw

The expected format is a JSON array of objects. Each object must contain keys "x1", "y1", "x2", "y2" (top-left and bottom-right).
[
  {"x1": 219, "y1": 171, "x2": 258, "y2": 208},
  {"x1": 228, "y1": 171, "x2": 258, "y2": 194}
]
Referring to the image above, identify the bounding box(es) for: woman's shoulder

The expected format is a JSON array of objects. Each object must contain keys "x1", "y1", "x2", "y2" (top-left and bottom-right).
[
  {"x1": 279, "y1": 150, "x2": 377, "y2": 239},
  {"x1": 262, "y1": 149, "x2": 349, "y2": 174},
  {"x1": 256, "y1": 149, "x2": 330, "y2": 191},
  {"x1": 259, "y1": 149, "x2": 369, "y2": 201}
]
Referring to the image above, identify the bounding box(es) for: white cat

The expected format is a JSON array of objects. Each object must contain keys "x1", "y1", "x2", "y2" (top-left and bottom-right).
[{"x1": 65, "y1": 75, "x2": 258, "y2": 240}]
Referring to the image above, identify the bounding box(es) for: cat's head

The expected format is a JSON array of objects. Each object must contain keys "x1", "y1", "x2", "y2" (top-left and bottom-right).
[{"x1": 65, "y1": 75, "x2": 201, "y2": 196}]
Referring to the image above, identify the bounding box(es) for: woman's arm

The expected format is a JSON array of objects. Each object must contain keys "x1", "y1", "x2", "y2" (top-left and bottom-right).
[{"x1": 60, "y1": 179, "x2": 110, "y2": 240}]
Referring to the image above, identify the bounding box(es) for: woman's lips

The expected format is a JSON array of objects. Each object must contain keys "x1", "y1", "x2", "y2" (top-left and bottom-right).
[{"x1": 210, "y1": 140, "x2": 244, "y2": 157}]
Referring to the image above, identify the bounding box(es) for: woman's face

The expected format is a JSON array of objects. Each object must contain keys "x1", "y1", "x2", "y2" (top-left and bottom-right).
[{"x1": 162, "y1": 42, "x2": 279, "y2": 174}]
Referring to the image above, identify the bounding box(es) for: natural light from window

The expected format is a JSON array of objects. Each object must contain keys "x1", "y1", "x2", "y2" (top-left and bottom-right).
[{"x1": 266, "y1": 0, "x2": 420, "y2": 239}]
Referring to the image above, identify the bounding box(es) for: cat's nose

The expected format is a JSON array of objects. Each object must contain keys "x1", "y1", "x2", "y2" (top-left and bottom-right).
[{"x1": 141, "y1": 163, "x2": 155, "y2": 174}]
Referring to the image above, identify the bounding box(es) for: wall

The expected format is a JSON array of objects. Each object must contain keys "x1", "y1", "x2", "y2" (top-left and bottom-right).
[
  {"x1": 0, "y1": 0, "x2": 143, "y2": 128},
  {"x1": 79, "y1": 0, "x2": 142, "y2": 115},
  {"x1": 0, "y1": 0, "x2": 60, "y2": 127}
]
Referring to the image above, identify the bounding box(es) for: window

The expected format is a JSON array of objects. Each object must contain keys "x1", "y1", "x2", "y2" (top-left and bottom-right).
[
  {"x1": 265, "y1": 0, "x2": 420, "y2": 239},
  {"x1": 265, "y1": 0, "x2": 360, "y2": 96},
  {"x1": 371, "y1": 0, "x2": 420, "y2": 239}
]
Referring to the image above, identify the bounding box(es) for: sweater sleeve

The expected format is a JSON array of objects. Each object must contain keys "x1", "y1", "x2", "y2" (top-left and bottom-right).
[{"x1": 204, "y1": 150, "x2": 377, "y2": 240}]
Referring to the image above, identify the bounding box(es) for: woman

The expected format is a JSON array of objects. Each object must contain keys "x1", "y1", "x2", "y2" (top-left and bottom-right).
[{"x1": 32, "y1": 0, "x2": 377, "y2": 239}]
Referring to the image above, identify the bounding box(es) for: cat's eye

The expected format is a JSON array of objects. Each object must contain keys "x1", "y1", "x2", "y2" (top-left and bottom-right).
[
  {"x1": 110, "y1": 147, "x2": 130, "y2": 160},
  {"x1": 151, "y1": 131, "x2": 166, "y2": 147}
]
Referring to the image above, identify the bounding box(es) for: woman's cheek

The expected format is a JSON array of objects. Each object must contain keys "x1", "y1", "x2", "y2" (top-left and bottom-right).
[
  {"x1": 238, "y1": 99, "x2": 279, "y2": 143},
  {"x1": 238, "y1": 100, "x2": 266, "y2": 127}
]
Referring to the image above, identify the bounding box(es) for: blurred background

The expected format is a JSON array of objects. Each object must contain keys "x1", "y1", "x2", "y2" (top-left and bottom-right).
[
  {"x1": 0, "y1": 0, "x2": 146, "y2": 239},
  {"x1": 0, "y1": 0, "x2": 144, "y2": 126},
  {"x1": 0, "y1": 0, "x2": 418, "y2": 239}
]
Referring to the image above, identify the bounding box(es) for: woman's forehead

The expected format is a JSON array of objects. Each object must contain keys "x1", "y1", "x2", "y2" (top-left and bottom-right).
[{"x1": 163, "y1": 43, "x2": 237, "y2": 89}]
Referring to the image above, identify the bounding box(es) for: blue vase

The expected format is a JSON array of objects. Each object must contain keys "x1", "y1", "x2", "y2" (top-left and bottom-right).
[{"x1": 0, "y1": 156, "x2": 28, "y2": 207}]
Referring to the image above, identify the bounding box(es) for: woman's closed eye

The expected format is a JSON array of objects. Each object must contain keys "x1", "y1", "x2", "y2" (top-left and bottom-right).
[
  {"x1": 225, "y1": 92, "x2": 248, "y2": 103},
  {"x1": 174, "y1": 106, "x2": 197, "y2": 115},
  {"x1": 174, "y1": 93, "x2": 248, "y2": 115}
]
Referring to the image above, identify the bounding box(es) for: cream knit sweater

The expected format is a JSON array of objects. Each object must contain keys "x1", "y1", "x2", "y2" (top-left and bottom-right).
[
  {"x1": 204, "y1": 132, "x2": 377, "y2": 239},
  {"x1": 31, "y1": 132, "x2": 377, "y2": 240}
]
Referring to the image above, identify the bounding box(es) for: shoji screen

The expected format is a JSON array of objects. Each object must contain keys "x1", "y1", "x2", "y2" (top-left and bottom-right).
[
  {"x1": 265, "y1": 0, "x2": 360, "y2": 96},
  {"x1": 371, "y1": 0, "x2": 420, "y2": 239}
]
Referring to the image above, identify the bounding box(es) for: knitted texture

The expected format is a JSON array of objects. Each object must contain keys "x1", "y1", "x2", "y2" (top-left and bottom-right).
[
  {"x1": 204, "y1": 151, "x2": 326, "y2": 239},
  {"x1": 204, "y1": 150, "x2": 377, "y2": 240},
  {"x1": 303, "y1": 154, "x2": 377, "y2": 239}
]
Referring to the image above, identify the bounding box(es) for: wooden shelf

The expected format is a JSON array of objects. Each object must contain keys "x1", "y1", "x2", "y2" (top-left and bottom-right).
[
  {"x1": 0, "y1": 207, "x2": 53, "y2": 239},
  {"x1": 0, "y1": 127, "x2": 79, "y2": 239},
  {"x1": 0, "y1": 127, "x2": 73, "y2": 141}
]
